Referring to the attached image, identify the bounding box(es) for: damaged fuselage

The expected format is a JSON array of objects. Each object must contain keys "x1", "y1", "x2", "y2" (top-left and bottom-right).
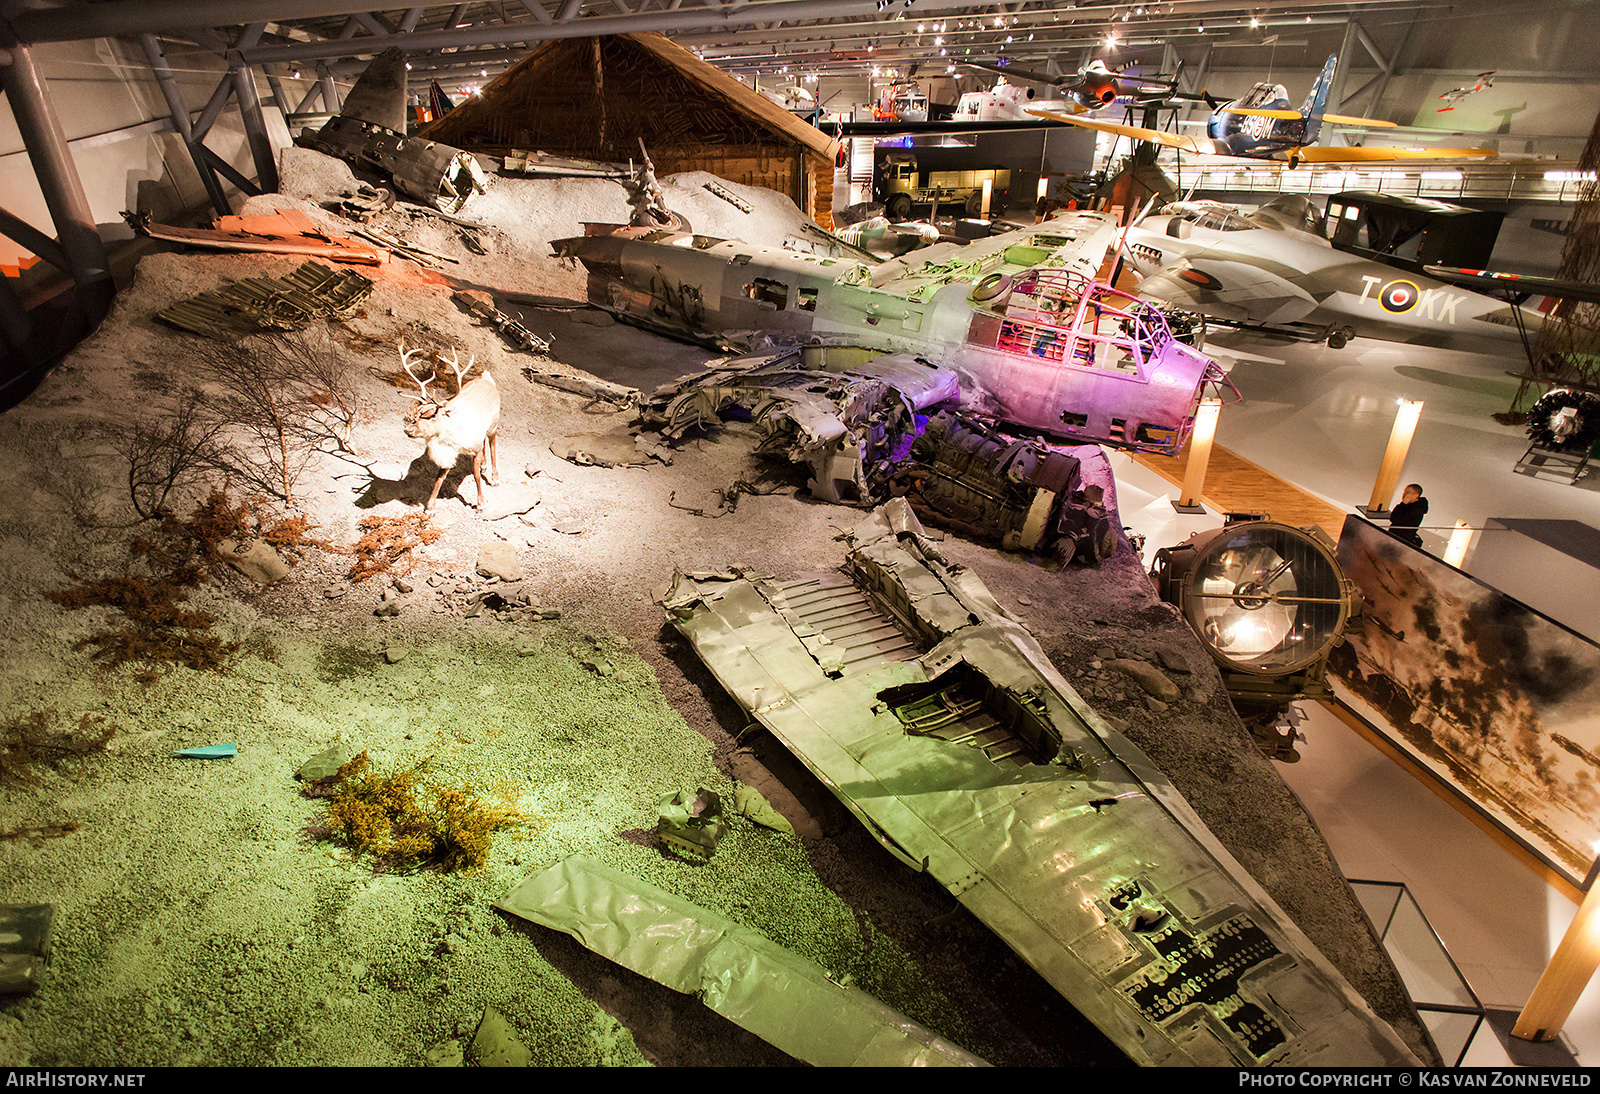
[
  {"x1": 658, "y1": 501, "x2": 1421, "y2": 1067},
  {"x1": 554, "y1": 213, "x2": 1236, "y2": 455}
]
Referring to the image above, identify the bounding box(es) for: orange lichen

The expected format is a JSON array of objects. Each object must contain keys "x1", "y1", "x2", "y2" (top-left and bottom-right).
[
  {"x1": 346, "y1": 514, "x2": 442, "y2": 584},
  {"x1": 46, "y1": 490, "x2": 331, "y2": 673}
]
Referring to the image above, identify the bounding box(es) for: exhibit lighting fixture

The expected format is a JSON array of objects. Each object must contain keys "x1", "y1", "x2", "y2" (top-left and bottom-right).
[
  {"x1": 1512, "y1": 874, "x2": 1600, "y2": 1043},
  {"x1": 1174, "y1": 397, "x2": 1221, "y2": 513},
  {"x1": 1444, "y1": 521, "x2": 1472, "y2": 568},
  {"x1": 981, "y1": 177, "x2": 993, "y2": 217},
  {"x1": 1365, "y1": 399, "x2": 1423, "y2": 516},
  {"x1": 1151, "y1": 520, "x2": 1359, "y2": 732}
]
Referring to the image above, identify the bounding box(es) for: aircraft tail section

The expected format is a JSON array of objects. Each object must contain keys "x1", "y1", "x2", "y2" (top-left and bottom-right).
[{"x1": 1300, "y1": 54, "x2": 1338, "y2": 143}]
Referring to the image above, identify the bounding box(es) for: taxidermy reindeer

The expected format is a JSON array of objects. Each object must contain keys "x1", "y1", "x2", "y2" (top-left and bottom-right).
[{"x1": 400, "y1": 340, "x2": 500, "y2": 512}]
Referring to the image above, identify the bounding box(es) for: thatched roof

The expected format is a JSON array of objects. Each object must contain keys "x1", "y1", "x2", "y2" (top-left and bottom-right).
[{"x1": 417, "y1": 33, "x2": 835, "y2": 163}]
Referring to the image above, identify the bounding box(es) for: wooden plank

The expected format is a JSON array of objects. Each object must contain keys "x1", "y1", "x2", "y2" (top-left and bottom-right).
[{"x1": 1130, "y1": 443, "x2": 1348, "y2": 538}]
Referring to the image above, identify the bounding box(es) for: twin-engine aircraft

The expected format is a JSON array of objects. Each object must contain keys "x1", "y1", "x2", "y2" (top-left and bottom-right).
[
  {"x1": 1118, "y1": 195, "x2": 1543, "y2": 354},
  {"x1": 1029, "y1": 54, "x2": 1494, "y2": 166}
]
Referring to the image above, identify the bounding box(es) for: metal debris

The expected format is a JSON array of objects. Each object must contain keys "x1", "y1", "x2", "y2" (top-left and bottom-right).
[
  {"x1": 0, "y1": 904, "x2": 54, "y2": 995},
  {"x1": 655, "y1": 788, "x2": 727, "y2": 859},
  {"x1": 155, "y1": 261, "x2": 375, "y2": 339},
  {"x1": 702, "y1": 179, "x2": 754, "y2": 213},
  {"x1": 895, "y1": 412, "x2": 1118, "y2": 566},
  {"x1": 300, "y1": 113, "x2": 489, "y2": 215},
  {"x1": 125, "y1": 209, "x2": 386, "y2": 266},
  {"x1": 639, "y1": 350, "x2": 959, "y2": 505},
  {"x1": 325, "y1": 184, "x2": 394, "y2": 221},
  {"x1": 499, "y1": 149, "x2": 629, "y2": 179},
  {"x1": 451, "y1": 290, "x2": 551, "y2": 355},
  {"x1": 351, "y1": 225, "x2": 458, "y2": 266}
]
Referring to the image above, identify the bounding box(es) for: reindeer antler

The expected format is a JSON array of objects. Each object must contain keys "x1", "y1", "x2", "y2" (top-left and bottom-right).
[
  {"x1": 436, "y1": 346, "x2": 476, "y2": 395},
  {"x1": 399, "y1": 338, "x2": 434, "y2": 404}
]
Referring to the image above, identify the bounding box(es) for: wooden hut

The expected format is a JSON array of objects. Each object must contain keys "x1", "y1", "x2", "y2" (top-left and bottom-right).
[{"x1": 418, "y1": 33, "x2": 837, "y2": 228}]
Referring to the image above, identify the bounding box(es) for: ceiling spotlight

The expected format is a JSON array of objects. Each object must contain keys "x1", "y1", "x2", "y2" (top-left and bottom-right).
[{"x1": 1251, "y1": 16, "x2": 1260, "y2": 27}]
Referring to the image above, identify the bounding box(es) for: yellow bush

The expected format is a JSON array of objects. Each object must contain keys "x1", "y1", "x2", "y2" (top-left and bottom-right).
[{"x1": 318, "y1": 751, "x2": 522, "y2": 872}]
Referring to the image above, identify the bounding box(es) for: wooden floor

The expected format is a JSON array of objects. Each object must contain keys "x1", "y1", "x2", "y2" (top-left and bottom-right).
[{"x1": 1131, "y1": 443, "x2": 1350, "y2": 539}]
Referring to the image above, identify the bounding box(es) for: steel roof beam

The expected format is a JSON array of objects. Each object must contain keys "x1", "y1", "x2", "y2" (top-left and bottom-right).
[{"x1": 5, "y1": 0, "x2": 1444, "y2": 48}]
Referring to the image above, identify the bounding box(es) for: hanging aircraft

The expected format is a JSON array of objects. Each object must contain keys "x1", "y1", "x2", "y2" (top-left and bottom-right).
[
  {"x1": 952, "y1": 75, "x2": 1048, "y2": 122},
  {"x1": 1028, "y1": 55, "x2": 1495, "y2": 165},
  {"x1": 552, "y1": 211, "x2": 1237, "y2": 456},
  {"x1": 1437, "y1": 70, "x2": 1498, "y2": 112},
  {"x1": 874, "y1": 80, "x2": 931, "y2": 122},
  {"x1": 758, "y1": 84, "x2": 817, "y2": 113},
  {"x1": 1117, "y1": 194, "x2": 1544, "y2": 353},
  {"x1": 962, "y1": 56, "x2": 1214, "y2": 112}
]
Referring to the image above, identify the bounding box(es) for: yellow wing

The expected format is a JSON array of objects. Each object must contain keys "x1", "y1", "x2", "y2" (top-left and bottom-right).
[
  {"x1": 1218, "y1": 106, "x2": 1303, "y2": 120},
  {"x1": 1024, "y1": 108, "x2": 1207, "y2": 153},
  {"x1": 1322, "y1": 113, "x2": 1399, "y2": 127},
  {"x1": 1219, "y1": 106, "x2": 1398, "y2": 127},
  {"x1": 1291, "y1": 144, "x2": 1495, "y2": 162}
]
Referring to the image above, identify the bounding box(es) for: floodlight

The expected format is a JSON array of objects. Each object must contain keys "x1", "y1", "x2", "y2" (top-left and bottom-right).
[
  {"x1": 1151, "y1": 520, "x2": 1358, "y2": 755},
  {"x1": 1152, "y1": 520, "x2": 1353, "y2": 677}
]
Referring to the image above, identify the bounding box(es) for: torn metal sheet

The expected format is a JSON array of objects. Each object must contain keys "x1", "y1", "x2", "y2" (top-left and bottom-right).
[
  {"x1": 496, "y1": 857, "x2": 989, "y2": 1067},
  {"x1": 500, "y1": 149, "x2": 629, "y2": 179},
  {"x1": 702, "y1": 179, "x2": 753, "y2": 213},
  {"x1": 155, "y1": 261, "x2": 375, "y2": 339},
  {"x1": 656, "y1": 500, "x2": 1420, "y2": 1067},
  {"x1": 640, "y1": 350, "x2": 958, "y2": 505},
  {"x1": 125, "y1": 210, "x2": 386, "y2": 266}
]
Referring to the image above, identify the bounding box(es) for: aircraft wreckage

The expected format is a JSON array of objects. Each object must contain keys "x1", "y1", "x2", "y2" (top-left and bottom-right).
[
  {"x1": 657, "y1": 500, "x2": 1420, "y2": 1067},
  {"x1": 639, "y1": 352, "x2": 1117, "y2": 564},
  {"x1": 554, "y1": 212, "x2": 1238, "y2": 456}
]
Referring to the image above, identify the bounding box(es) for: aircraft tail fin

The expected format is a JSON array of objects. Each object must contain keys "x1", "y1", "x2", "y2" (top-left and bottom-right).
[{"x1": 1301, "y1": 54, "x2": 1338, "y2": 143}]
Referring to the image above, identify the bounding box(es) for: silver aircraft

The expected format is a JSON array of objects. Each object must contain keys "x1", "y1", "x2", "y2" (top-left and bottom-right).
[{"x1": 1120, "y1": 195, "x2": 1543, "y2": 353}]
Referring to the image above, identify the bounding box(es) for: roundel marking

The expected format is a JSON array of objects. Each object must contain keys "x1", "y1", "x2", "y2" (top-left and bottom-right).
[{"x1": 1380, "y1": 279, "x2": 1420, "y2": 314}]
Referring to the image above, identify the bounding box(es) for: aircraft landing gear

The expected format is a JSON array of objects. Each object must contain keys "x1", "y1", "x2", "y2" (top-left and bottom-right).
[{"x1": 1327, "y1": 327, "x2": 1354, "y2": 349}]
